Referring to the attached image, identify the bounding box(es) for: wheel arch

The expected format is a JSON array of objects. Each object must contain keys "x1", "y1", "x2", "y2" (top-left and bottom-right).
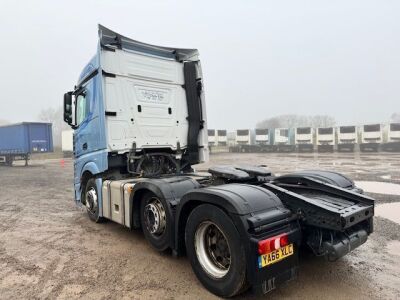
[
  {"x1": 175, "y1": 191, "x2": 248, "y2": 256},
  {"x1": 129, "y1": 183, "x2": 166, "y2": 230}
]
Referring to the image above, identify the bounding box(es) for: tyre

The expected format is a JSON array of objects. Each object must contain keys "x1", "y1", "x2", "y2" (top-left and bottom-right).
[
  {"x1": 185, "y1": 204, "x2": 248, "y2": 297},
  {"x1": 140, "y1": 192, "x2": 171, "y2": 251},
  {"x1": 84, "y1": 178, "x2": 104, "y2": 223}
]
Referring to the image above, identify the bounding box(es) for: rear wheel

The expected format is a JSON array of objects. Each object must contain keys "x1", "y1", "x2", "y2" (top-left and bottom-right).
[
  {"x1": 84, "y1": 178, "x2": 104, "y2": 223},
  {"x1": 140, "y1": 192, "x2": 171, "y2": 251},
  {"x1": 185, "y1": 204, "x2": 248, "y2": 297}
]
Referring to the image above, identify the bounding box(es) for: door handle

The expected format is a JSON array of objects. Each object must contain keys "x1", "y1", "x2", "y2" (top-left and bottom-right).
[{"x1": 82, "y1": 143, "x2": 88, "y2": 150}]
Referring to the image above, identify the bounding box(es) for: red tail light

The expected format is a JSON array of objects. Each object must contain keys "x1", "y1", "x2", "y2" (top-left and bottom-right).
[{"x1": 258, "y1": 233, "x2": 289, "y2": 255}]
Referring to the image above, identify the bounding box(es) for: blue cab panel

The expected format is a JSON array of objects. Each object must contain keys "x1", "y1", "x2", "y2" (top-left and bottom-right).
[{"x1": 0, "y1": 122, "x2": 53, "y2": 155}]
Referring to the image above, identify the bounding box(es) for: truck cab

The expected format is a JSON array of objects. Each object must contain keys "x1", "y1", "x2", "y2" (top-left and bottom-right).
[{"x1": 63, "y1": 25, "x2": 208, "y2": 202}]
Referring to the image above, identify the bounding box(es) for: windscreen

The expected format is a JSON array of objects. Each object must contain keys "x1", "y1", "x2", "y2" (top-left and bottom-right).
[
  {"x1": 297, "y1": 127, "x2": 311, "y2": 134},
  {"x1": 390, "y1": 123, "x2": 400, "y2": 131},
  {"x1": 256, "y1": 129, "x2": 269, "y2": 135},
  {"x1": 364, "y1": 124, "x2": 380, "y2": 132},
  {"x1": 318, "y1": 128, "x2": 333, "y2": 135},
  {"x1": 340, "y1": 126, "x2": 356, "y2": 133},
  {"x1": 237, "y1": 129, "x2": 249, "y2": 136}
]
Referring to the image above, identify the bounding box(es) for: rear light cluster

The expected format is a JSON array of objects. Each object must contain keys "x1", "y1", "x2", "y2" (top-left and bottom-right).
[{"x1": 258, "y1": 233, "x2": 289, "y2": 255}]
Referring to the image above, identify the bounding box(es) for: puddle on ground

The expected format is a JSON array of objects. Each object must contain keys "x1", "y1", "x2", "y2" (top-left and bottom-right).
[
  {"x1": 354, "y1": 181, "x2": 400, "y2": 196},
  {"x1": 386, "y1": 240, "x2": 400, "y2": 256},
  {"x1": 375, "y1": 203, "x2": 400, "y2": 225}
]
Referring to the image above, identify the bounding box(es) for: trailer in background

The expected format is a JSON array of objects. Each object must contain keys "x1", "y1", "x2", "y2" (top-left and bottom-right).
[
  {"x1": 207, "y1": 129, "x2": 217, "y2": 147},
  {"x1": 316, "y1": 127, "x2": 335, "y2": 152},
  {"x1": 360, "y1": 124, "x2": 382, "y2": 152},
  {"x1": 61, "y1": 130, "x2": 74, "y2": 157},
  {"x1": 337, "y1": 126, "x2": 357, "y2": 152},
  {"x1": 272, "y1": 128, "x2": 295, "y2": 152},
  {"x1": 0, "y1": 122, "x2": 53, "y2": 166},
  {"x1": 255, "y1": 128, "x2": 273, "y2": 152},
  {"x1": 295, "y1": 127, "x2": 314, "y2": 152},
  {"x1": 382, "y1": 123, "x2": 400, "y2": 152},
  {"x1": 216, "y1": 130, "x2": 227, "y2": 146},
  {"x1": 230, "y1": 129, "x2": 255, "y2": 152}
]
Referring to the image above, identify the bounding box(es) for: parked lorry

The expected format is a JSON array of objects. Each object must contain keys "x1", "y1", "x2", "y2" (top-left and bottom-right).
[
  {"x1": 61, "y1": 130, "x2": 74, "y2": 157},
  {"x1": 295, "y1": 127, "x2": 314, "y2": 152},
  {"x1": 63, "y1": 26, "x2": 375, "y2": 297},
  {"x1": 382, "y1": 123, "x2": 400, "y2": 152},
  {"x1": 0, "y1": 122, "x2": 53, "y2": 166},
  {"x1": 272, "y1": 128, "x2": 295, "y2": 152},
  {"x1": 255, "y1": 128, "x2": 273, "y2": 152},
  {"x1": 337, "y1": 126, "x2": 357, "y2": 152},
  {"x1": 316, "y1": 127, "x2": 335, "y2": 152},
  {"x1": 360, "y1": 124, "x2": 382, "y2": 152}
]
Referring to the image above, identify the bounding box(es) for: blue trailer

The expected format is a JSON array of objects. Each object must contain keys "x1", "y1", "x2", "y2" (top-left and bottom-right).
[{"x1": 0, "y1": 122, "x2": 53, "y2": 166}]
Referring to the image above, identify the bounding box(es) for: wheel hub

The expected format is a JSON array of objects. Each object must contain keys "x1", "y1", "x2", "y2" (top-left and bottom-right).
[
  {"x1": 86, "y1": 187, "x2": 98, "y2": 212},
  {"x1": 144, "y1": 198, "x2": 166, "y2": 235},
  {"x1": 194, "y1": 221, "x2": 231, "y2": 279}
]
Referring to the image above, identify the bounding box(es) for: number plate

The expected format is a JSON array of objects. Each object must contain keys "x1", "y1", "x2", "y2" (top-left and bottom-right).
[{"x1": 258, "y1": 244, "x2": 294, "y2": 268}]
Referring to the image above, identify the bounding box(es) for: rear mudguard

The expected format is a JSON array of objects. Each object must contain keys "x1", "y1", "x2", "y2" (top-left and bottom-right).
[{"x1": 175, "y1": 183, "x2": 301, "y2": 288}]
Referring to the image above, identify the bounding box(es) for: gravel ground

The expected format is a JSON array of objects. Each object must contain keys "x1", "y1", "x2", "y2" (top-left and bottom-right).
[{"x1": 0, "y1": 152, "x2": 400, "y2": 299}]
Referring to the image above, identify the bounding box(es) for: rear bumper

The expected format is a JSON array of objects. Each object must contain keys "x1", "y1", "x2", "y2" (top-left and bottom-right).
[{"x1": 245, "y1": 226, "x2": 302, "y2": 294}]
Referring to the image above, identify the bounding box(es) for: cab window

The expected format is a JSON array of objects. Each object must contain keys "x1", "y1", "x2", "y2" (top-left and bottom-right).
[{"x1": 76, "y1": 91, "x2": 89, "y2": 126}]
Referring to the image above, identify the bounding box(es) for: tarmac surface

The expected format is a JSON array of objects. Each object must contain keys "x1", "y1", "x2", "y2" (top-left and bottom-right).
[{"x1": 0, "y1": 152, "x2": 400, "y2": 299}]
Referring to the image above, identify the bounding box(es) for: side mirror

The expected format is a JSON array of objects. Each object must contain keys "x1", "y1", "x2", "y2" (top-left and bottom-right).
[{"x1": 63, "y1": 92, "x2": 73, "y2": 126}]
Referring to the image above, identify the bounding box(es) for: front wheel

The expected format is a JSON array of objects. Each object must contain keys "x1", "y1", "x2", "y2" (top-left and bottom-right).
[
  {"x1": 84, "y1": 178, "x2": 104, "y2": 223},
  {"x1": 185, "y1": 204, "x2": 248, "y2": 297}
]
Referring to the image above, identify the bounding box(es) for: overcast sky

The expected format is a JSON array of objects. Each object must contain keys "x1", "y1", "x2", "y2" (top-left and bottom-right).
[{"x1": 0, "y1": 0, "x2": 399, "y2": 130}]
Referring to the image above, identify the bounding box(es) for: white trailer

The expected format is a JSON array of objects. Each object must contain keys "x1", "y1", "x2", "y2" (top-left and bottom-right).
[
  {"x1": 61, "y1": 130, "x2": 74, "y2": 157},
  {"x1": 382, "y1": 123, "x2": 400, "y2": 152},
  {"x1": 255, "y1": 129, "x2": 273, "y2": 152},
  {"x1": 360, "y1": 124, "x2": 382, "y2": 152},
  {"x1": 208, "y1": 129, "x2": 217, "y2": 146},
  {"x1": 316, "y1": 127, "x2": 335, "y2": 152},
  {"x1": 295, "y1": 127, "x2": 314, "y2": 152},
  {"x1": 216, "y1": 130, "x2": 227, "y2": 146},
  {"x1": 337, "y1": 126, "x2": 357, "y2": 152},
  {"x1": 231, "y1": 129, "x2": 255, "y2": 152},
  {"x1": 273, "y1": 128, "x2": 295, "y2": 152}
]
